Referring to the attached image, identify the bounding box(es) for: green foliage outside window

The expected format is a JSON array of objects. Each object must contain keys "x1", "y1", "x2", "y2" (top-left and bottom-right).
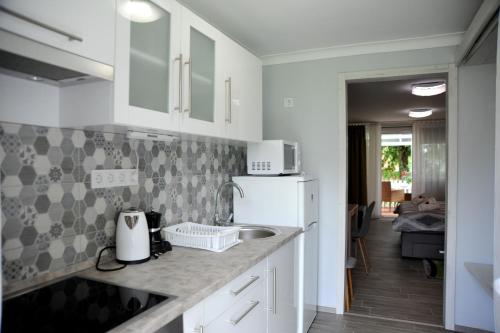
[{"x1": 381, "y1": 146, "x2": 412, "y2": 184}]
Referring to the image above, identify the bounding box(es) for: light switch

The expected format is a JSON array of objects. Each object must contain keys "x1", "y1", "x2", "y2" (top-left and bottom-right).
[{"x1": 284, "y1": 97, "x2": 295, "y2": 108}]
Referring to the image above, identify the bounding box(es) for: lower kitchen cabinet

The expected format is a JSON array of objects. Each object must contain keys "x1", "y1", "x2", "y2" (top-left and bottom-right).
[
  {"x1": 183, "y1": 238, "x2": 297, "y2": 333},
  {"x1": 204, "y1": 279, "x2": 266, "y2": 333},
  {"x1": 267, "y1": 239, "x2": 297, "y2": 333}
]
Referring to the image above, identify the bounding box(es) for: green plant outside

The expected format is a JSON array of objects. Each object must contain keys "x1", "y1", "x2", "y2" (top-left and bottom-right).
[{"x1": 381, "y1": 145, "x2": 412, "y2": 184}]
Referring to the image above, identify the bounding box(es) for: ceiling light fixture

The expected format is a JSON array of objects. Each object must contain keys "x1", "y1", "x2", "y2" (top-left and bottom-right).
[
  {"x1": 411, "y1": 81, "x2": 446, "y2": 96},
  {"x1": 409, "y1": 108, "x2": 433, "y2": 118},
  {"x1": 118, "y1": 0, "x2": 164, "y2": 23}
]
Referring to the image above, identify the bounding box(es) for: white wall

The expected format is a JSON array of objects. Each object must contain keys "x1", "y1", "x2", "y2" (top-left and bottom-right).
[
  {"x1": 455, "y1": 64, "x2": 496, "y2": 331},
  {"x1": 0, "y1": 73, "x2": 60, "y2": 127},
  {"x1": 262, "y1": 46, "x2": 456, "y2": 310}
]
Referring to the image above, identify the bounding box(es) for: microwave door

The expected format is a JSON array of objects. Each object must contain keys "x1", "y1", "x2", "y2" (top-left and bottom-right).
[{"x1": 283, "y1": 144, "x2": 296, "y2": 172}]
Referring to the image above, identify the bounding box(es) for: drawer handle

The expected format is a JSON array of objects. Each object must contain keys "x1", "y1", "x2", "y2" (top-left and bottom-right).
[
  {"x1": 0, "y1": 5, "x2": 83, "y2": 42},
  {"x1": 230, "y1": 276, "x2": 259, "y2": 296},
  {"x1": 230, "y1": 300, "x2": 259, "y2": 326}
]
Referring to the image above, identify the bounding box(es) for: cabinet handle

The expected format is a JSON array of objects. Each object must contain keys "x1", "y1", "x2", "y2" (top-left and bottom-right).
[
  {"x1": 0, "y1": 5, "x2": 83, "y2": 42},
  {"x1": 230, "y1": 275, "x2": 259, "y2": 296},
  {"x1": 184, "y1": 58, "x2": 192, "y2": 114},
  {"x1": 272, "y1": 267, "x2": 277, "y2": 314},
  {"x1": 193, "y1": 325, "x2": 204, "y2": 333},
  {"x1": 225, "y1": 77, "x2": 232, "y2": 123},
  {"x1": 174, "y1": 54, "x2": 183, "y2": 112},
  {"x1": 230, "y1": 300, "x2": 259, "y2": 326}
]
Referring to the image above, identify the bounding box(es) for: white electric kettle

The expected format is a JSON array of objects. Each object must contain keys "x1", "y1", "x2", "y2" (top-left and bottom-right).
[{"x1": 116, "y1": 208, "x2": 150, "y2": 264}]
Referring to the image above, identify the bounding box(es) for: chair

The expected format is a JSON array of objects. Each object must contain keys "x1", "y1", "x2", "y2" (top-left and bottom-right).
[
  {"x1": 352, "y1": 201, "x2": 375, "y2": 274},
  {"x1": 381, "y1": 181, "x2": 404, "y2": 207},
  {"x1": 345, "y1": 257, "x2": 357, "y2": 311}
]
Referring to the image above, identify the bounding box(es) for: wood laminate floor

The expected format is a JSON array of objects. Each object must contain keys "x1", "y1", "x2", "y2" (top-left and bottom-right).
[
  {"x1": 347, "y1": 219, "x2": 444, "y2": 325},
  {"x1": 309, "y1": 312, "x2": 452, "y2": 333}
]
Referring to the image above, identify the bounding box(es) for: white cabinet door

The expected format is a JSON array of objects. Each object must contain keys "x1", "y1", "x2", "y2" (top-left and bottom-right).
[
  {"x1": 204, "y1": 280, "x2": 267, "y2": 333},
  {"x1": 179, "y1": 8, "x2": 224, "y2": 137},
  {"x1": 183, "y1": 301, "x2": 204, "y2": 333},
  {"x1": 114, "y1": 0, "x2": 181, "y2": 130},
  {"x1": 221, "y1": 36, "x2": 262, "y2": 142},
  {"x1": 267, "y1": 239, "x2": 298, "y2": 333},
  {"x1": 0, "y1": 0, "x2": 115, "y2": 65}
]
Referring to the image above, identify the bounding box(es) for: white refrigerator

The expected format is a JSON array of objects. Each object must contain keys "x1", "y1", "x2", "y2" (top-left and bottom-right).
[{"x1": 233, "y1": 175, "x2": 319, "y2": 333}]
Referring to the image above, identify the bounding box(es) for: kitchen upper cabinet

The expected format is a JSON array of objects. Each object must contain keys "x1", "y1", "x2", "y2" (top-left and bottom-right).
[
  {"x1": 17, "y1": 0, "x2": 262, "y2": 142},
  {"x1": 114, "y1": 0, "x2": 181, "y2": 132},
  {"x1": 179, "y1": 8, "x2": 224, "y2": 138},
  {"x1": 222, "y1": 36, "x2": 262, "y2": 142},
  {"x1": 267, "y1": 239, "x2": 298, "y2": 333},
  {"x1": 0, "y1": 0, "x2": 115, "y2": 65}
]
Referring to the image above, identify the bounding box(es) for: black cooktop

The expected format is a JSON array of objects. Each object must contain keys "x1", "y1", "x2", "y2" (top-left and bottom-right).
[{"x1": 2, "y1": 276, "x2": 170, "y2": 333}]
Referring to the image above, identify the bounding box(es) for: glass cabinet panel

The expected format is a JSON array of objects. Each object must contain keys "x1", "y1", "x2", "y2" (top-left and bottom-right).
[
  {"x1": 189, "y1": 27, "x2": 215, "y2": 122},
  {"x1": 129, "y1": 5, "x2": 170, "y2": 113}
]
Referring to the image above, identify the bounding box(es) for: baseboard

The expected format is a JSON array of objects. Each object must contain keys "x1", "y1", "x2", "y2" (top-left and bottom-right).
[
  {"x1": 454, "y1": 325, "x2": 494, "y2": 333},
  {"x1": 317, "y1": 306, "x2": 337, "y2": 314}
]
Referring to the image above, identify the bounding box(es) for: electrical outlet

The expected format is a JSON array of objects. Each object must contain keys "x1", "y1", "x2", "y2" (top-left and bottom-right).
[
  {"x1": 283, "y1": 97, "x2": 295, "y2": 108},
  {"x1": 91, "y1": 169, "x2": 139, "y2": 189}
]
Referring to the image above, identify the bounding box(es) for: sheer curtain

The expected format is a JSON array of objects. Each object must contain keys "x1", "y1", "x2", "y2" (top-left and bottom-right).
[
  {"x1": 365, "y1": 124, "x2": 381, "y2": 217},
  {"x1": 412, "y1": 120, "x2": 446, "y2": 200}
]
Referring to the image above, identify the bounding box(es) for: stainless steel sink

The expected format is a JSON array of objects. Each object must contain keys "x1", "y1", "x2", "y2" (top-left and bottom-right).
[{"x1": 238, "y1": 226, "x2": 278, "y2": 240}]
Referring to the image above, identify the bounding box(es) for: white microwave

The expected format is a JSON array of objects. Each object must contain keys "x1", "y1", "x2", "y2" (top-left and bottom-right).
[{"x1": 247, "y1": 140, "x2": 301, "y2": 175}]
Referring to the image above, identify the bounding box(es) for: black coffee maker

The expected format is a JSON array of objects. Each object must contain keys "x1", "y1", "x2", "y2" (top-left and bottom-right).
[{"x1": 145, "y1": 211, "x2": 172, "y2": 258}]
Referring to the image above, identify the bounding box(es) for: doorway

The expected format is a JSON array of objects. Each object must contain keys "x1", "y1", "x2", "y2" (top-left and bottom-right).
[
  {"x1": 340, "y1": 66, "x2": 456, "y2": 327},
  {"x1": 381, "y1": 130, "x2": 412, "y2": 217}
]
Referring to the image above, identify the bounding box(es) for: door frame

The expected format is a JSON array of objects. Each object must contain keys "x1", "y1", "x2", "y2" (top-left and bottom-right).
[{"x1": 336, "y1": 64, "x2": 458, "y2": 330}]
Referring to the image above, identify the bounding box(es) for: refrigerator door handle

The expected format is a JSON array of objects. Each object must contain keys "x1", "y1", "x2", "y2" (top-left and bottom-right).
[{"x1": 305, "y1": 221, "x2": 317, "y2": 231}]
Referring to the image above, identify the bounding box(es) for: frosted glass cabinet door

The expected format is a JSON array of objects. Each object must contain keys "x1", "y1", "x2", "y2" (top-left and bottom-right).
[
  {"x1": 189, "y1": 27, "x2": 215, "y2": 122},
  {"x1": 180, "y1": 8, "x2": 224, "y2": 137},
  {"x1": 129, "y1": 9, "x2": 171, "y2": 113},
  {"x1": 114, "y1": 0, "x2": 181, "y2": 131}
]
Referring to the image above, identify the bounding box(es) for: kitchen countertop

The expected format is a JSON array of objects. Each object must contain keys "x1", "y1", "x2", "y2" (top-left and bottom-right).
[{"x1": 78, "y1": 225, "x2": 302, "y2": 333}]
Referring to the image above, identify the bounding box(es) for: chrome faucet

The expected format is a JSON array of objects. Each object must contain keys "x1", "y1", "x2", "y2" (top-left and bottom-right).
[{"x1": 214, "y1": 181, "x2": 244, "y2": 226}]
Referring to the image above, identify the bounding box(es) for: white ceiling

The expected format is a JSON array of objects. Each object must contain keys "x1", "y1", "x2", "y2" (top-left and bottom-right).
[
  {"x1": 177, "y1": 0, "x2": 482, "y2": 56},
  {"x1": 347, "y1": 74, "x2": 447, "y2": 123}
]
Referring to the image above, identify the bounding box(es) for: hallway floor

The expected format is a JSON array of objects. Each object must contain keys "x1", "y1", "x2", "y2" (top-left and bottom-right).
[
  {"x1": 347, "y1": 219, "x2": 444, "y2": 325},
  {"x1": 309, "y1": 312, "x2": 452, "y2": 333}
]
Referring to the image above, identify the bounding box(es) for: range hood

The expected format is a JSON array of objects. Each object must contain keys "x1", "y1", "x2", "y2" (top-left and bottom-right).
[{"x1": 0, "y1": 30, "x2": 113, "y2": 86}]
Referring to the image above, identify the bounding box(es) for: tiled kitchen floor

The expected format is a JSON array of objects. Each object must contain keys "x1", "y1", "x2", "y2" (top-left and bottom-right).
[
  {"x1": 309, "y1": 312, "x2": 452, "y2": 333},
  {"x1": 348, "y1": 219, "x2": 444, "y2": 325}
]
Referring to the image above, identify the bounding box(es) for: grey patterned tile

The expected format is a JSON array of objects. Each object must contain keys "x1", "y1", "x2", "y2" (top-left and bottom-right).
[{"x1": 1, "y1": 121, "x2": 247, "y2": 287}]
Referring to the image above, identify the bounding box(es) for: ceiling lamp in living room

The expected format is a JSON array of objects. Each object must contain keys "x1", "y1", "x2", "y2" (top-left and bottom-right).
[
  {"x1": 411, "y1": 82, "x2": 446, "y2": 96},
  {"x1": 409, "y1": 108, "x2": 433, "y2": 118}
]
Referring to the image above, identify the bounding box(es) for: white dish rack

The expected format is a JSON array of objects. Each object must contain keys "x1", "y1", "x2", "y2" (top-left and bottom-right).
[{"x1": 161, "y1": 222, "x2": 241, "y2": 252}]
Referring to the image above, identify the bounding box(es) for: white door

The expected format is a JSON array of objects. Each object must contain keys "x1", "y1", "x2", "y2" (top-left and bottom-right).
[
  {"x1": 0, "y1": 0, "x2": 115, "y2": 65},
  {"x1": 204, "y1": 281, "x2": 267, "y2": 333},
  {"x1": 179, "y1": 8, "x2": 224, "y2": 137},
  {"x1": 114, "y1": 0, "x2": 181, "y2": 130},
  {"x1": 303, "y1": 222, "x2": 319, "y2": 331},
  {"x1": 267, "y1": 239, "x2": 298, "y2": 333},
  {"x1": 222, "y1": 36, "x2": 262, "y2": 142}
]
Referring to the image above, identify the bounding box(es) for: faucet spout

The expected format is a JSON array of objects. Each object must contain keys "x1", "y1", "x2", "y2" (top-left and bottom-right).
[{"x1": 214, "y1": 181, "x2": 244, "y2": 226}]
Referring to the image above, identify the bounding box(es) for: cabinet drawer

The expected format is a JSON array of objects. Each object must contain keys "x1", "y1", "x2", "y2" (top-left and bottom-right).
[
  {"x1": 204, "y1": 278, "x2": 266, "y2": 333},
  {"x1": 203, "y1": 258, "x2": 266, "y2": 325}
]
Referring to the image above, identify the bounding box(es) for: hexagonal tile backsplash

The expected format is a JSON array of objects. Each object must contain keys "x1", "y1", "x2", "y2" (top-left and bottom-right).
[{"x1": 0, "y1": 122, "x2": 246, "y2": 285}]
